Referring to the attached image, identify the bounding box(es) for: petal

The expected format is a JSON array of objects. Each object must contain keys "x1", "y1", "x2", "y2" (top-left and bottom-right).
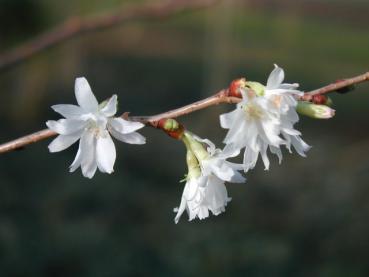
[
  {"x1": 220, "y1": 143, "x2": 241, "y2": 159},
  {"x1": 219, "y1": 109, "x2": 239, "y2": 129},
  {"x1": 259, "y1": 120, "x2": 284, "y2": 147},
  {"x1": 267, "y1": 88, "x2": 303, "y2": 96},
  {"x1": 192, "y1": 135, "x2": 216, "y2": 155},
  {"x1": 75, "y1": 77, "x2": 98, "y2": 112},
  {"x1": 96, "y1": 132, "x2": 116, "y2": 174},
  {"x1": 109, "y1": 118, "x2": 144, "y2": 134},
  {"x1": 46, "y1": 119, "x2": 86, "y2": 135},
  {"x1": 270, "y1": 145, "x2": 283, "y2": 164},
  {"x1": 266, "y1": 64, "x2": 285, "y2": 89},
  {"x1": 208, "y1": 162, "x2": 234, "y2": 182},
  {"x1": 51, "y1": 104, "x2": 84, "y2": 118},
  {"x1": 110, "y1": 128, "x2": 146, "y2": 145},
  {"x1": 48, "y1": 133, "x2": 81, "y2": 152},
  {"x1": 223, "y1": 113, "x2": 247, "y2": 145},
  {"x1": 174, "y1": 196, "x2": 187, "y2": 224},
  {"x1": 291, "y1": 135, "x2": 311, "y2": 157},
  {"x1": 243, "y1": 146, "x2": 259, "y2": 172},
  {"x1": 229, "y1": 170, "x2": 246, "y2": 183},
  {"x1": 69, "y1": 144, "x2": 82, "y2": 172},
  {"x1": 259, "y1": 141, "x2": 270, "y2": 170},
  {"x1": 100, "y1": 95, "x2": 117, "y2": 117},
  {"x1": 80, "y1": 131, "x2": 97, "y2": 178}
]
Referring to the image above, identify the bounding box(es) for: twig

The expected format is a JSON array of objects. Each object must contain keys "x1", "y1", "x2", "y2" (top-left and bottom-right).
[
  {"x1": 0, "y1": 71, "x2": 368, "y2": 154},
  {"x1": 0, "y1": 0, "x2": 217, "y2": 71},
  {"x1": 301, "y1": 71, "x2": 369, "y2": 101},
  {"x1": 130, "y1": 89, "x2": 240, "y2": 127},
  {"x1": 0, "y1": 129, "x2": 56, "y2": 154}
]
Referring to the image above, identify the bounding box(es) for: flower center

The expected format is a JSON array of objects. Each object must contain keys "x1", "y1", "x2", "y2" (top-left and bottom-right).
[
  {"x1": 86, "y1": 117, "x2": 108, "y2": 138},
  {"x1": 243, "y1": 102, "x2": 264, "y2": 119}
]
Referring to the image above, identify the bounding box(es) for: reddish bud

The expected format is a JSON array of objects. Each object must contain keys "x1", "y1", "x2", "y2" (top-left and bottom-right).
[
  {"x1": 158, "y1": 118, "x2": 184, "y2": 140},
  {"x1": 229, "y1": 78, "x2": 246, "y2": 98},
  {"x1": 312, "y1": 95, "x2": 328, "y2": 105},
  {"x1": 310, "y1": 95, "x2": 333, "y2": 106}
]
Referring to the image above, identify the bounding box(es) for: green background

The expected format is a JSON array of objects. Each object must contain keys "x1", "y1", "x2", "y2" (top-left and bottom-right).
[{"x1": 1, "y1": 0, "x2": 369, "y2": 276}]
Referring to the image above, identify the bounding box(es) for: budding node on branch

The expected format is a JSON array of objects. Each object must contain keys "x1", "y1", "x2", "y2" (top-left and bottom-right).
[
  {"x1": 311, "y1": 95, "x2": 333, "y2": 106},
  {"x1": 229, "y1": 78, "x2": 247, "y2": 98},
  {"x1": 158, "y1": 118, "x2": 184, "y2": 139}
]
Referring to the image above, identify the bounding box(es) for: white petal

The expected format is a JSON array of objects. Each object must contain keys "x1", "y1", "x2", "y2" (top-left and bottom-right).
[
  {"x1": 96, "y1": 132, "x2": 116, "y2": 174},
  {"x1": 51, "y1": 104, "x2": 84, "y2": 118},
  {"x1": 270, "y1": 146, "x2": 283, "y2": 164},
  {"x1": 110, "y1": 128, "x2": 146, "y2": 145},
  {"x1": 259, "y1": 142, "x2": 270, "y2": 170},
  {"x1": 259, "y1": 120, "x2": 284, "y2": 147},
  {"x1": 80, "y1": 131, "x2": 97, "y2": 178},
  {"x1": 208, "y1": 162, "x2": 234, "y2": 182},
  {"x1": 109, "y1": 118, "x2": 145, "y2": 134},
  {"x1": 100, "y1": 95, "x2": 117, "y2": 117},
  {"x1": 266, "y1": 65, "x2": 284, "y2": 89},
  {"x1": 174, "y1": 196, "x2": 187, "y2": 224},
  {"x1": 223, "y1": 113, "x2": 247, "y2": 145},
  {"x1": 69, "y1": 144, "x2": 82, "y2": 172},
  {"x1": 279, "y1": 83, "x2": 299, "y2": 90},
  {"x1": 220, "y1": 143, "x2": 241, "y2": 159},
  {"x1": 75, "y1": 77, "x2": 98, "y2": 112},
  {"x1": 219, "y1": 109, "x2": 239, "y2": 129},
  {"x1": 243, "y1": 147, "x2": 259, "y2": 172},
  {"x1": 229, "y1": 170, "x2": 246, "y2": 183},
  {"x1": 46, "y1": 119, "x2": 86, "y2": 135},
  {"x1": 291, "y1": 135, "x2": 311, "y2": 157},
  {"x1": 48, "y1": 133, "x2": 81, "y2": 152},
  {"x1": 267, "y1": 88, "x2": 303, "y2": 96}
]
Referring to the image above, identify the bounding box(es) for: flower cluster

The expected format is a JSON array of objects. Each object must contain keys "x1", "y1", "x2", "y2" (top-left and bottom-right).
[
  {"x1": 220, "y1": 65, "x2": 311, "y2": 172},
  {"x1": 47, "y1": 65, "x2": 335, "y2": 222}
]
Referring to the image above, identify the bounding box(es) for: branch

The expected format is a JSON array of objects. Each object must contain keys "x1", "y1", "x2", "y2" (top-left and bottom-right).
[
  {"x1": 129, "y1": 89, "x2": 240, "y2": 127},
  {"x1": 0, "y1": 71, "x2": 368, "y2": 154},
  {"x1": 0, "y1": 0, "x2": 217, "y2": 71},
  {"x1": 301, "y1": 71, "x2": 369, "y2": 101}
]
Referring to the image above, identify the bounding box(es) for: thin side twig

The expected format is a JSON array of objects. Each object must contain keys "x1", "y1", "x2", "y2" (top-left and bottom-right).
[
  {"x1": 0, "y1": 0, "x2": 217, "y2": 71},
  {"x1": 0, "y1": 71, "x2": 368, "y2": 154}
]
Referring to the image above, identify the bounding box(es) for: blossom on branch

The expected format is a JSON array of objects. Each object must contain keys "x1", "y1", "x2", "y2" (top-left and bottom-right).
[
  {"x1": 220, "y1": 65, "x2": 311, "y2": 172},
  {"x1": 174, "y1": 131, "x2": 245, "y2": 223},
  {"x1": 46, "y1": 77, "x2": 146, "y2": 178}
]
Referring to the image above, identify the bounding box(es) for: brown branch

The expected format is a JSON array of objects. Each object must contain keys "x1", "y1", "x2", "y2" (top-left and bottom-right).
[
  {"x1": 0, "y1": 70, "x2": 368, "y2": 154},
  {"x1": 0, "y1": 129, "x2": 56, "y2": 154},
  {"x1": 301, "y1": 71, "x2": 369, "y2": 101},
  {"x1": 0, "y1": 0, "x2": 217, "y2": 71},
  {"x1": 130, "y1": 89, "x2": 240, "y2": 127}
]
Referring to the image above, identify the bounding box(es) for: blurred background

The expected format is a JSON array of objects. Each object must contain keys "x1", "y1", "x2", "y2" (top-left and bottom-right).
[{"x1": 1, "y1": 0, "x2": 369, "y2": 276}]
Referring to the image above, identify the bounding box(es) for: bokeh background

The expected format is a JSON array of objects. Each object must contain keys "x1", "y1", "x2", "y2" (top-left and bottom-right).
[{"x1": 1, "y1": 0, "x2": 369, "y2": 276}]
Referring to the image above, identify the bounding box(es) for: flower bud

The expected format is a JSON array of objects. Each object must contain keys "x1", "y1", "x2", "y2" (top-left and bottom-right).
[
  {"x1": 229, "y1": 78, "x2": 247, "y2": 98},
  {"x1": 311, "y1": 95, "x2": 330, "y2": 105},
  {"x1": 158, "y1": 118, "x2": 184, "y2": 139},
  {"x1": 296, "y1": 101, "x2": 335, "y2": 119}
]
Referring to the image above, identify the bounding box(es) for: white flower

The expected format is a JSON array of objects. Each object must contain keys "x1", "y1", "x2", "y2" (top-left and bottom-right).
[
  {"x1": 46, "y1": 77, "x2": 146, "y2": 178},
  {"x1": 220, "y1": 65, "x2": 310, "y2": 172},
  {"x1": 174, "y1": 132, "x2": 245, "y2": 223},
  {"x1": 174, "y1": 174, "x2": 231, "y2": 223}
]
